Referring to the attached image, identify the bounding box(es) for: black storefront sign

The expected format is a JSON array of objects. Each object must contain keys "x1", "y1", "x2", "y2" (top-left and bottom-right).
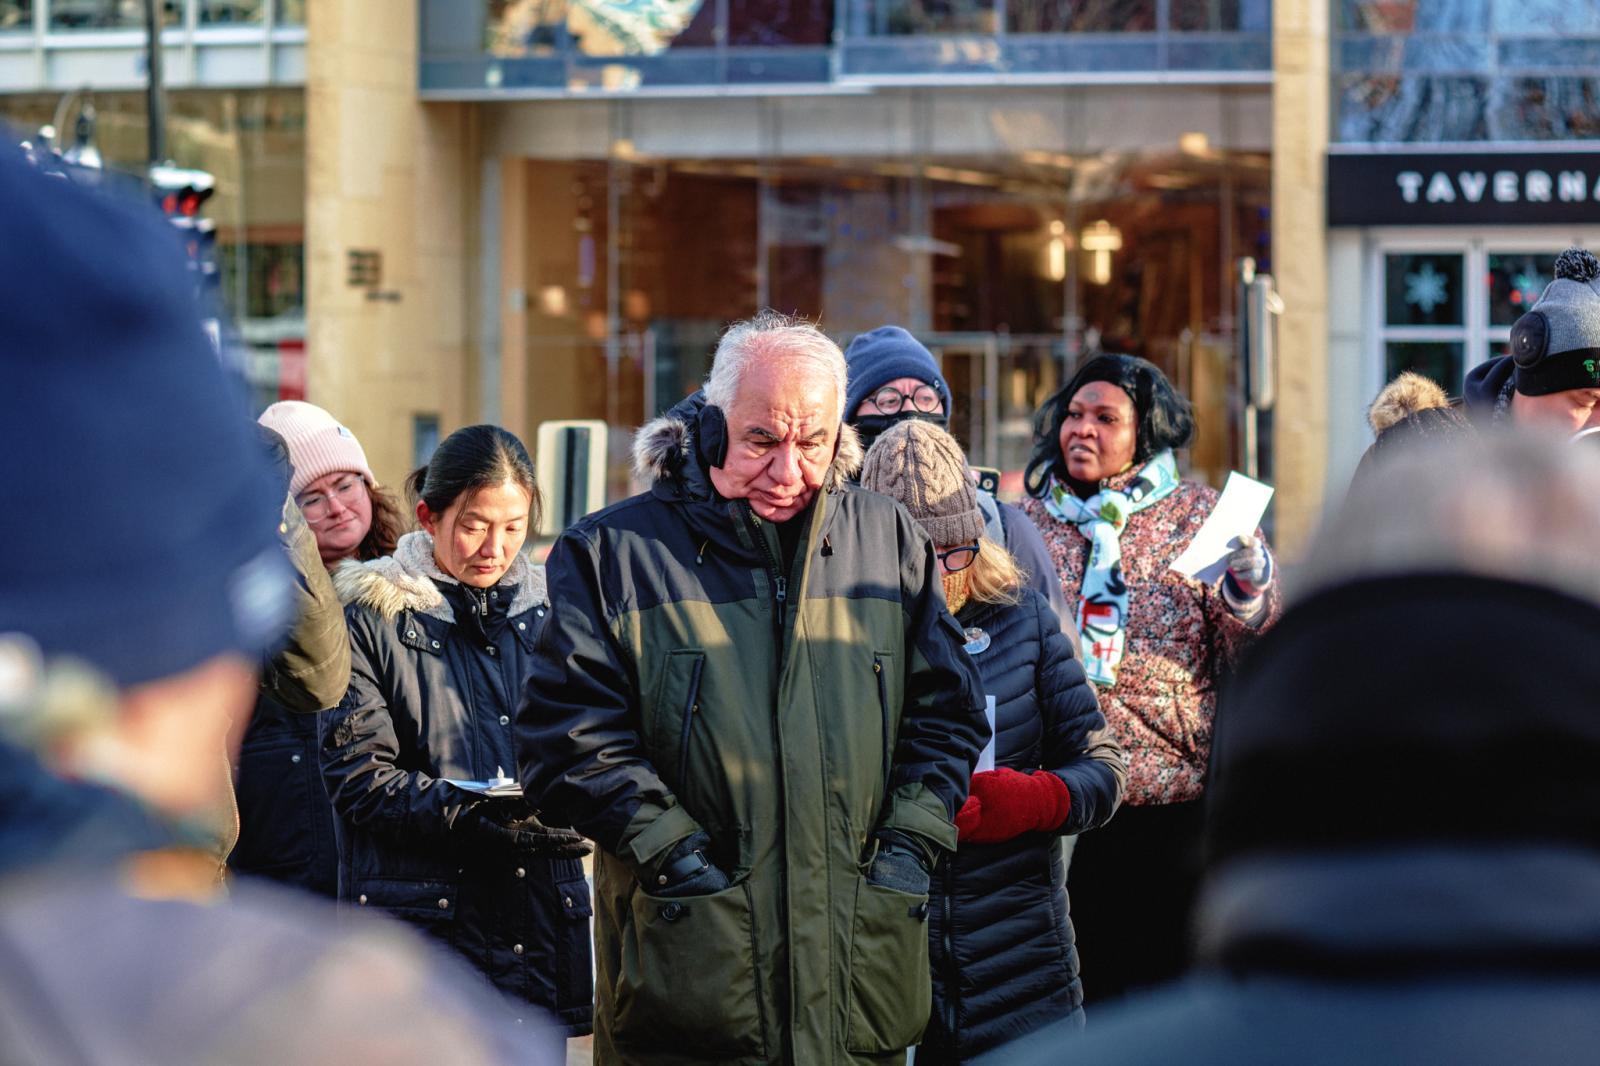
[{"x1": 1328, "y1": 151, "x2": 1600, "y2": 227}]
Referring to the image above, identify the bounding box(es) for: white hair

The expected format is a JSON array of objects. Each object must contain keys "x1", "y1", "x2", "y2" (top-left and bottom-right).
[{"x1": 704, "y1": 310, "x2": 847, "y2": 423}]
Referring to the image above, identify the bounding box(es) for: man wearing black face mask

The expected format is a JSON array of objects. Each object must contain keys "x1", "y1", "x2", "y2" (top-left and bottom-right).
[{"x1": 845, "y1": 326, "x2": 1072, "y2": 633}]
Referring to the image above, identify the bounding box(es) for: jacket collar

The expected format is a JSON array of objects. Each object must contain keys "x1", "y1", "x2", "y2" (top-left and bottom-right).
[
  {"x1": 630, "y1": 389, "x2": 865, "y2": 504},
  {"x1": 331, "y1": 531, "x2": 547, "y2": 623}
]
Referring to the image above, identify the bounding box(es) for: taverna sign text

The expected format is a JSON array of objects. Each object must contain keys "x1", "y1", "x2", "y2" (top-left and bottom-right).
[{"x1": 1328, "y1": 151, "x2": 1600, "y2": 227}]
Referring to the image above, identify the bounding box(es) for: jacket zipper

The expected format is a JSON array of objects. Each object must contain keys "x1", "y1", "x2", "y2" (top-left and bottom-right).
[
  {"x1": 677, "y1": 656, "x2": 706, "y2": 787},
  {"x1": 942, "y1": 861, "x2": 958, "y2": 1038},
  {"x1": 873, "y1": 656, "x2": 891, "y2": 787},
  {"x1": 745, "y1": 508, "x2": 789, "y2": 662}
]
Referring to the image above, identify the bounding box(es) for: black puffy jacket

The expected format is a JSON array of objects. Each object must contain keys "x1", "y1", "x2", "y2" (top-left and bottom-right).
[
  {"x1": 321, "y1": 532, "x2": 593, "y2": 1033},
  {"x1": 231, "y1": 694, "x2": 338, "y2": 896},
  {"x1": 921, "y1": 589, "x2": 1126, "y2": 1063}
]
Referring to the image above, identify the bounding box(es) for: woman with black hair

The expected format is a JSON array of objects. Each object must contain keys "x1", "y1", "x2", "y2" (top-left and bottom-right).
[
  {"x1": 320, "y1": 425, "x2": 594, "y2": 1038},
  {"x1": 1019, "y1": 354, "x2": 1281, "y2": 1005}
]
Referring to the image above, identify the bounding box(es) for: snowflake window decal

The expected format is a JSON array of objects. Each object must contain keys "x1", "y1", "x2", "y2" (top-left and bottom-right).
[{"x1": 1405, "y1": 263, "x2": 1450, "y2": 315}]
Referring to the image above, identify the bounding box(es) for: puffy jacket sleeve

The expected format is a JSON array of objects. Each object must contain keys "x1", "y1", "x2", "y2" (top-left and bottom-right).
[
  {"x1": 516, "y1": 527, "x2": 700, "y2": 873},
  {"x1": 1001, "y1": 501, "x2": 1080, "y2": 658},
  {"x1": 874, "y1": 510, "x2": 990, "y2": 860},
  {"x1": 1032, "y1": 591, "x2": 1126, "y2": 835},
  {"x1": 259, "y1": 501, "x2": 351, "y2": 713},
  {"x1": 319, "y1": 607, "x2": 472, "y2": 845}
]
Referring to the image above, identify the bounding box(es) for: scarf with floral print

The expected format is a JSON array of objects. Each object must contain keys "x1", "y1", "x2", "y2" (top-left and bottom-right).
[{"x1": 1042, "y1": 449, "x2": 1181, "y2": 685}]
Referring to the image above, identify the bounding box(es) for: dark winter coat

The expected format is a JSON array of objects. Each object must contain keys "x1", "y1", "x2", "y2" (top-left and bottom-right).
[
  {"x1": 322, "y1": 532, "x2": 592, "y2": 1033},
  {"x1": 518, "y1": 391, "x2": 989, "y2": 1065},
  {"x1": 232, "y1": 502, "x2": 350, "y2": 896},
  {"x1": 920, "y1": 589, "x2": 1125, "y2": 1064},
  {"x1": 988, "y1": 574, "x2": 1600, "y2": 1066}
]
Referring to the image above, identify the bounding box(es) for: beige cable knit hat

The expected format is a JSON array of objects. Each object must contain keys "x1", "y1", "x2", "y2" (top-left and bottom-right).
[{"x1": 860, "y1": 419, "x2": 984, "y2": 546}]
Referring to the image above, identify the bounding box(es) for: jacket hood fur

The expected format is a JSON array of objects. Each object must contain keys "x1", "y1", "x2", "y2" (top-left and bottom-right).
[
  {"x1": 332, "y1": 530, "x2": 547, "y2": 623},
  {"x1": 1369, "y1": 372, "x2": 1452, "y2": 435},
  {"x1": 631, "y1": 410, "x2": 865, "y2": 494}
]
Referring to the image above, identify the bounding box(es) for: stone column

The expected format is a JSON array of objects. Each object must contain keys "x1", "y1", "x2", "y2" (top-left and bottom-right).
[
  {"x1": 1271, "y1": 0, "x2": 1331, "y2": 557},
  {"x1": 305, "y1": 0, "x2": 478, "y2": 487}
]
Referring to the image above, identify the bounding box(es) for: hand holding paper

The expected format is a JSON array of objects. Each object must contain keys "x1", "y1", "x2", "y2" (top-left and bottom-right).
[{"x1": 1169, "y1": 472, "x2": 1275, "y2": 587}]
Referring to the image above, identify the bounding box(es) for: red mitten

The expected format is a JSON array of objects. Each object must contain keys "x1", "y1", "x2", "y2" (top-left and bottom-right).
[
  {"x1": 961, "y1": 768, "x2": 1072, "y2": 845},
  {"x1": 954, "y1": 793, "x2": 983, "y2": 841}
]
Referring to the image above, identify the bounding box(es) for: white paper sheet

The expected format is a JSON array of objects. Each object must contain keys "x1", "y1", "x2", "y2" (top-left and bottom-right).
[
  {"x1": 1169, "y1": 472, "x2": 1275, "y2": 585},
  {"x1": 974, "y1": 694, "x2": 998, "y2": 773}
]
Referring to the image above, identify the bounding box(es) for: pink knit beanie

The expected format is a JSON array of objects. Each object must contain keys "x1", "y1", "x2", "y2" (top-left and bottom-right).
[{"x1": 257, "y1": 400, "x2": 375, "y2": 497}]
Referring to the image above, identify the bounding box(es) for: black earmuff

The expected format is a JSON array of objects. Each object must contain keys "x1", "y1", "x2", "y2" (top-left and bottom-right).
[
  {"x1": 1510, "y1": 310, "x2": 1550, "y2": 369},
  {"x1": 697, "y1": 403, "x2": 729, "y2": 469}
]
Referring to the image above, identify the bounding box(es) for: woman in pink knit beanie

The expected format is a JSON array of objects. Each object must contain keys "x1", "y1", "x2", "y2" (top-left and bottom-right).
[{"x1": 258, "y1": 401, "x2": 404, "y2": 568}]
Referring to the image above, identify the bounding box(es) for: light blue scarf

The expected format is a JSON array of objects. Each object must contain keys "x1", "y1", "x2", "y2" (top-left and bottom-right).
[{"x1": 1042, "y1": 450, "x2": 1181, "y2": 686}]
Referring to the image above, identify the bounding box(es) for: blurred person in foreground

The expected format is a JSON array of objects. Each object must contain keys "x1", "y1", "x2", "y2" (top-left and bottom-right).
[
  {"x1": 1019, "y1": 353, "x2": 1280, "y2": 1003},
  {"x1": 519, "y1": 311, "x2": 989, "y2": 1064},
  {"x1": 322, "y1": 424, "x2": 594, "y2": 1035},
  {"x1": 991, "y1": 428, "x2": 1600, "y2": 1066},
  {"x1": 230, "y1": 404, "x2": 405, "y2": 896},
  {"x1": 0, "y1": 141, "x2": 549, "y2": 1064},
  {"x1": 844, "y1": 325, "x2": 1073, "y2": 629},
  {"x1": 860, "y1": 420, "x2": 1126, "y2": 1061}
]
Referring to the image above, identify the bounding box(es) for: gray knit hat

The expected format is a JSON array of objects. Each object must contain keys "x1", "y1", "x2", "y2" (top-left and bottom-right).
[
  {"x1": 860, "y1": 420, "x2": 984, "y2": 546},
  {"x1": 1510, "y1": 248, "x2": 1600, "y2": 396}
]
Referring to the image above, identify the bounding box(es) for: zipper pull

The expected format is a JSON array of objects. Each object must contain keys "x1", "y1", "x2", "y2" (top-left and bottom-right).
[{"x1": 774, "y1": 576, "x2": 787, "y2": 605}]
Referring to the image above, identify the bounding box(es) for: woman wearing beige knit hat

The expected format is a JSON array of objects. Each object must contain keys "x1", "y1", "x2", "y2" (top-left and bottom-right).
[
  {"x1": 258, "y1": 400, "x2": 405, "y2": 568},
  {"x1": 860, "y1": 419, "x2": 1126, "y2": 1061}
]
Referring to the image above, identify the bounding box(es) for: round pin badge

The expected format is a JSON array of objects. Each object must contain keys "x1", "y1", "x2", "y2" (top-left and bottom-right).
[{"x1": 963, "y1": 627, "x2": 991, "y2": 655}]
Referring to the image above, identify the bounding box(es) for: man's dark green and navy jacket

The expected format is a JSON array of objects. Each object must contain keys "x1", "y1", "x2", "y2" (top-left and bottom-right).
[{"x1": 518, "y1": 391, "x2": 990, "y2": 1065}]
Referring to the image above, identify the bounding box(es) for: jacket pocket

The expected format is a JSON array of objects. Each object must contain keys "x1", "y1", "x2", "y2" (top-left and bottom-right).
[
  {"x1": 874, "y1": 651, "x2": 894, "y2": 787},
  {"x1": 349, "y1": 877, "x2": 461, "y2": 925},
  {"x1": 651, "y1": 650, "x2": 707, "y2": 793},
  {"x1": 231, "y1": 735, "x2": 317, "y2": 874},
  {"x1": 845, "y1": 874, "x2": 932, "y2": 1054},
  {"x1": 612, "y1": 879, "x2": 766, "y2": 1057}
]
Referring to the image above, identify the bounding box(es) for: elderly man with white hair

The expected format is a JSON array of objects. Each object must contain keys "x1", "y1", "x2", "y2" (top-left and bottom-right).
[{"x1": 518, "y1": 311, "x2": 989, "y2": 1065}]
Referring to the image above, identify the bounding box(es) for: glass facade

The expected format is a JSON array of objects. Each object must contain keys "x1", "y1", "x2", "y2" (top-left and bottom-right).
[
  {"x1": 419, "y1": 0, "x2": 1271, "y2": 95},
  {"x1": 509, "y1": 142, "x2": 1268, "y2": 494},
  {"x1": 0, "y1": 89, "x2": 305, "y2": 408},
  {"x1": 1335, "y1": 0, "x2": 1600, "y2": 142}
]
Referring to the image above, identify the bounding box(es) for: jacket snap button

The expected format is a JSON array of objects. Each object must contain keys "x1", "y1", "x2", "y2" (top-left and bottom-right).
[
  {"x1": 431, "y1": 640, "x2": 441, "y2": 649},
  {"x1": 406, "y1": 630, "x2": 416, "y2": 639},
  {"x1": 517, "y1": 621, "x2": 526, "y2": 630},
  {"x1": 487, "y1": 647, "x2": 497, "y2": 656},
  {"x1": 512, "y1": 943, "x2": 524, "y2": 955},
  {"x1": 659, "y1": 902, "x2": 684, "y2": 922},
  {"x1": 290, "y1": 753, "x2": 301, "y2": 764},
  {"x1": 499, "y1": 715, "x2": 510, "y2": 726},
  {"x1": 563, "y1": 896, "x2": 574, "y2": 908},
  {"x1": 536, "y1": 608, "x2": 545, "y2": 617},
  {"x1": 515, "y1": 867, "x2": 526, "y2": 878},
  {"x1": 357, "y1": 894, "x2": 368, "y2": 905},
  {"x1": 437, "y1": 898, "x2": 449, "y2": 910}
]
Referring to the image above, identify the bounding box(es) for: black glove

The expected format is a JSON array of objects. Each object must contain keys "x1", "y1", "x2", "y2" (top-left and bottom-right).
[
  {"x1": 649, "y1": 831, "x2": 731, "y2": 898},
  {"x1": 456, "y1": 805, "x2": 594, "y2": 860},
  {"x1": 865, "y1": 830, "x2": 931, "y2": 895}
]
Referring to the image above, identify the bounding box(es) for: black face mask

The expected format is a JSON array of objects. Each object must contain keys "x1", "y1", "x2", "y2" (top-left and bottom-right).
[{"x1": 853, "y1": 410, "x2": 950, "y2": 454}]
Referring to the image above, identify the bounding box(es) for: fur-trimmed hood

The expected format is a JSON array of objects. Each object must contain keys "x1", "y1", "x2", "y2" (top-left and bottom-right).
[
  {"x1": 1368, "y1": 371, "x2": 1452, "y2": 435},
  {"x1": 332, "y1": 530, "x2": 547, "y2": 623},
  {"x1": 631, "y1": 390, "x2": 864, "y2": 496}
]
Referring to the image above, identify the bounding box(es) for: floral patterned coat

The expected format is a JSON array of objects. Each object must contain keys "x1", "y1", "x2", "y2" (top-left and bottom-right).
[{"x1": 1020, "y1": 473, "x2": 1280, "y2": 806}]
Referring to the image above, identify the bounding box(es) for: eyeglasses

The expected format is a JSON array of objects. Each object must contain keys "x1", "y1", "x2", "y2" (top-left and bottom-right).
[
  {"x1": 297, "y1": 474, "x2": 364, "y2": 521},
  {"x1": 936, "y1": 542, "x2": 980, "y2": 573},
  {"x1": 870, "y1": 384, "x2": 943, "y2": 415}
]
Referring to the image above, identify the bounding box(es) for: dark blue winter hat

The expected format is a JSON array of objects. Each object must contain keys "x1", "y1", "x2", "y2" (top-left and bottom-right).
[
  {"x1": 0, "y1": 145, "x2": 293, "y2": 688},
  {"x1": 844, "y1": 326, "x2": 952, "y2": 419}
]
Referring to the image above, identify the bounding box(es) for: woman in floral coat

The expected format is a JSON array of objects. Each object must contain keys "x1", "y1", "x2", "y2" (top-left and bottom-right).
[{"x1": 1019, "y1": 353, "x2": 1281, "y2": 1005}]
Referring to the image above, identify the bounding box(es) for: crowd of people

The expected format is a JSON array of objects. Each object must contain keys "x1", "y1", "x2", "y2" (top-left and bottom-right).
[{"x1": 9, "y1": 131, "x2": 1600, "y2": 1066}]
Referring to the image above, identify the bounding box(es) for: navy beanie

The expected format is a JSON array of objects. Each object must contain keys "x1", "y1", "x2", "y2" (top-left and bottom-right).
[
  {"x1": 844, "y1": 326, "x2": 952, "y2": 419},
  {"x1": 0, "y1": 145, "x2": 292, "y2": 688}
]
